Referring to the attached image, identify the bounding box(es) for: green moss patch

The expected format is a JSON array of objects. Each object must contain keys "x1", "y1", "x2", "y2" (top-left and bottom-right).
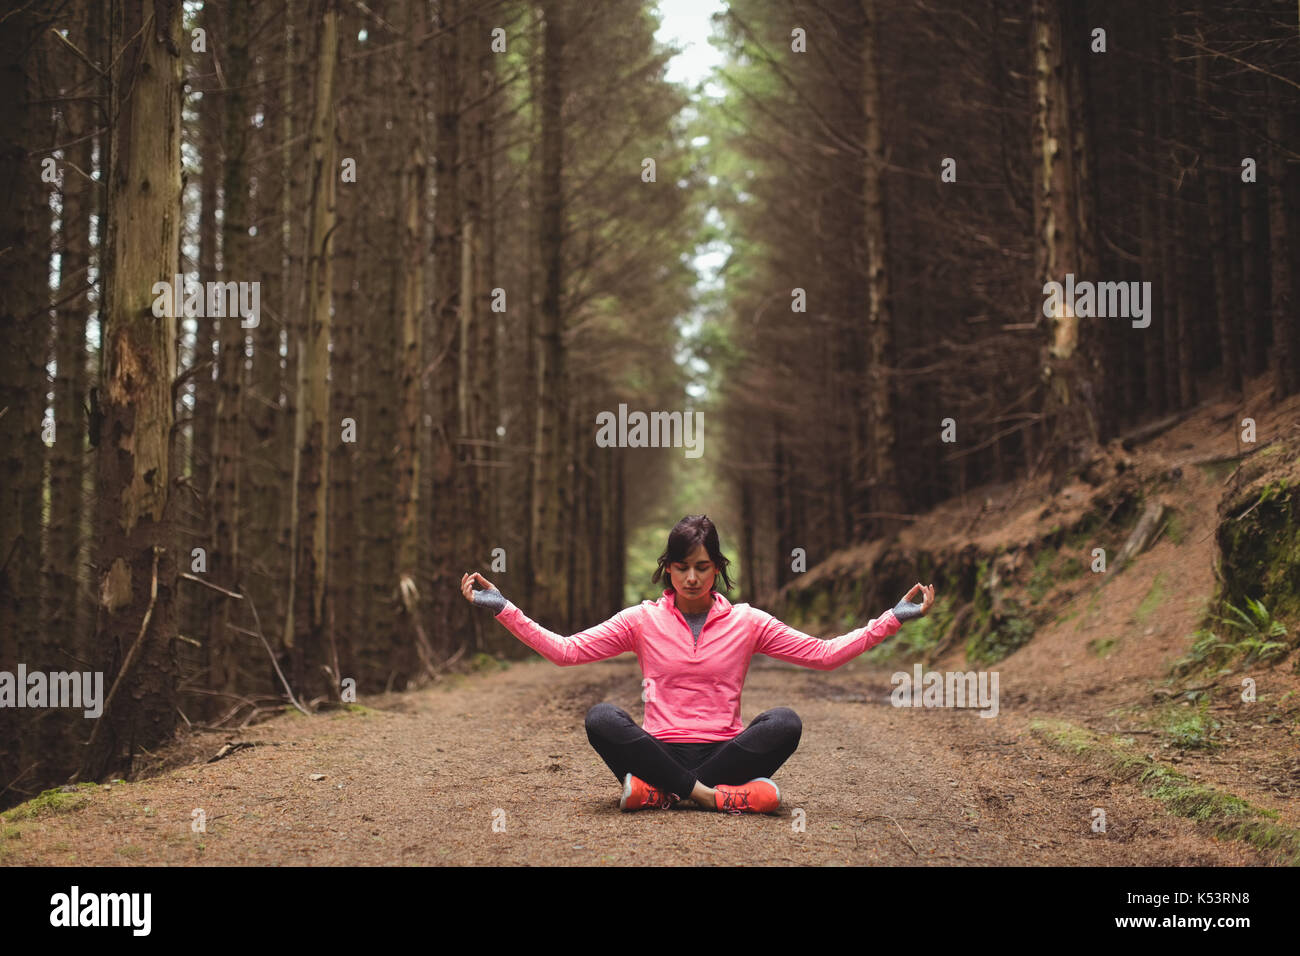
[
  {"x1": 1, "y1": 783, "x2": 97, "y2": 822},
  {"x1": 1031, "y1": 718, "x2": 1300, "y2": 864},
  {"x1": 1217, "y1": 476, "x2": 1300, "y2": 631},
  {"x1": 965, "y1": 598, "x2": 1035, "y2": 665},
  {"x1": 1088, "y1": 637, "x2": 1117, "y2": 658},
  {"x1": 1135, "y1": 571, "x2": 1169, "y2": 625}
]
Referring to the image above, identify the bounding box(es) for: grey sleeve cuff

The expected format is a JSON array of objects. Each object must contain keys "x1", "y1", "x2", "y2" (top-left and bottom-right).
[
  {"x1": 891, "y1": 599, "x2": 924, "y2": 623},
  {"x1": 472, "y1": 588, "x2": 507, "y2": 614}
]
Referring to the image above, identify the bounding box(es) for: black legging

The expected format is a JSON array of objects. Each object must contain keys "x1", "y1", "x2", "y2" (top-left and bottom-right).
[{"x1": 585, "y1": 702, "x2": 802, "y2": 800}]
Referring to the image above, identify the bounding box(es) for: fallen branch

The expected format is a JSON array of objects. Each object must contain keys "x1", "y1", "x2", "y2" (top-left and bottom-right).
[
  {"x1": 207, "y1": 741, "x2": 256, "y2": 763},
  {"x1": 398, "y1": 574, "x2": 440, "y2": 680},
  {"x1": 1119, "y1": 410, "x2": 1195, "y2": 449},
  {"x1": 1110, "y1": 501, "x2": 1166, "y2": 575},
  {"x1": 74, "y1": 546, "x2": 161, "y2": 781},
  {"x1": 244, "y1": 590, "x2": 309, "y2": 717},
  {"x1": 862, "y1": 813, "x2": 919, "y2": 855},
  {"x1": 179, "y1": 572, "x2": 245, "y2": 600}
]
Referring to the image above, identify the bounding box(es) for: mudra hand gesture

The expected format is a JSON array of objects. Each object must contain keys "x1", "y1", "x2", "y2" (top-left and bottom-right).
[
  {"x1": 461, "y1": 571, "x2": 506, "y2": 612},
  {"x1": 892, "y1": 583, "x2": 935, "y2": 622}
]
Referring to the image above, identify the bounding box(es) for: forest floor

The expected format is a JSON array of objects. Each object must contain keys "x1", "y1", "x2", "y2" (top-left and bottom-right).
[
  {"x1": 3, "y1": 377, "x2": 1299, "y2": 866},
  {"x1": 0, "y1": 654, "x2": 1282, "y2": 866}
]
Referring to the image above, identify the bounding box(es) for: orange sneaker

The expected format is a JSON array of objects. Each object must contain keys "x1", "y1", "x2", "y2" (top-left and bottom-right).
[
  {"x1": 619, "y1": 773, "x2": 679, "y2": 811},
  {"x1": 714, "y1": 777, "x2": 781, "y2": 814}
]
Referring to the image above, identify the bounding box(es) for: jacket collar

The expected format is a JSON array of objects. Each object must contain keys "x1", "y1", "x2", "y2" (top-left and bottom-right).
[{"x1": 662, "y1": 588, "x2": 733, "y2": 620}]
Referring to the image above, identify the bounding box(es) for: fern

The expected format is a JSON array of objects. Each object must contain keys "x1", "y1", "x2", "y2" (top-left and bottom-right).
[{"x1": 1217, "y1": 598, "x2": 1287, "y2": 642}]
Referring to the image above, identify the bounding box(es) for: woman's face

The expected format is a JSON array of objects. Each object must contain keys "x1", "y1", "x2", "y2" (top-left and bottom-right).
[{"x1": 669, "y1": 543, "x2": 717, "y2": 598}]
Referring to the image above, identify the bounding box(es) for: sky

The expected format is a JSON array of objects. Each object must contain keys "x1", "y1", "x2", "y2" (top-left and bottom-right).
[
  {"x1": 655, "y1": 0, "x2": 729, "y2": 96},
  {"x1": 653, "y1": 0, "x2": 731, "y2": 401}
]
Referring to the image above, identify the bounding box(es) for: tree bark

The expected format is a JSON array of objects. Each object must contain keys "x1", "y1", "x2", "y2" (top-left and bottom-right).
[
  {"x1": 208, "y1": 0, "x2": 251, "y2": 711},
  {"x1": 285, "y1": 0, "x2": 338, "y2": 703},
  {"x1": 1032, "y1": 0, "x2": 1101, "y2": 485},
  {"x1": 81, "y1": 0, "x2": 184, "y2": 782},
  {"x1": 531, "y1": 0, "x2": 568, "y2": 623},
  {"x1": 859, "y1": 0, "x2": 905, "y2": 539},
  {"x1": 1267, "y1": 90, "x2": 1296, "y2": 399}
]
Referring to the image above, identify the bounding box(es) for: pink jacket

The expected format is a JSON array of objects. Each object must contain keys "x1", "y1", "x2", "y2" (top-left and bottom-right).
[{"x1": 491, "y1": 588, "x2": 902, "y2": 742}]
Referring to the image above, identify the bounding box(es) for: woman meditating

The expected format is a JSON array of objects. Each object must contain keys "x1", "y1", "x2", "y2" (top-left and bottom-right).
[{"x1": 460, "y1": 514, "x2": 934, "y2": 815}]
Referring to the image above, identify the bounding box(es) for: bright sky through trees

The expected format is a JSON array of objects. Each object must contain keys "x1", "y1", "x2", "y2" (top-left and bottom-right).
[{"x1": 654, "y1": 0, "x2": 729, "y2": 401}]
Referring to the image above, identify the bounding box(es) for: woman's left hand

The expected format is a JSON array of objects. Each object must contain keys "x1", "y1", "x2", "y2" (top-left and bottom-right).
[{"x1": 893, "y1": 583, "x2": 935, "y2": 622}]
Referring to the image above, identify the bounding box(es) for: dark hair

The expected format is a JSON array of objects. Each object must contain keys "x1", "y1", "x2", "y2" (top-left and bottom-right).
[{"x1": 651, "y1": 514, "x2": 735, "y2": 593}]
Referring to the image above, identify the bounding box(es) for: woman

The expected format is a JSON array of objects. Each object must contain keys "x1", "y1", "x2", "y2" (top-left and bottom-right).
[{"x1": 459, "y1": 514, "x2": 934, "y2": 815}]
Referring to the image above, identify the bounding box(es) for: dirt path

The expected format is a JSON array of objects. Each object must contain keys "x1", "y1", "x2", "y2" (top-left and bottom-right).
[{"x1": 0, "y1": 652, "x2": 1271, "y2": 865}]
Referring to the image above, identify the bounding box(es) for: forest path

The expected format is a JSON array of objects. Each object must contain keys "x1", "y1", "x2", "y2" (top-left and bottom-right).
[{"x1": 0, "y1": 655, "x2": 1268, "y2": 865}]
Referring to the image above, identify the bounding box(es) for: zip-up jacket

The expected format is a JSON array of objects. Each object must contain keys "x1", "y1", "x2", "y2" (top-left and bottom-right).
[{"x1": 490, "y1": 589, "x2": 902, "y2": 742}]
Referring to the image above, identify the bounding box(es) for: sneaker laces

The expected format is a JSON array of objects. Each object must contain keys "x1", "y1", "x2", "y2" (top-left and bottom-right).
[
  {"x1": 718, "y1": 786, "x2": 753, "y2": 815},
  {"x1": 644, "y1": 782, "x2": 676, "y2": 809},
  {"x1": 654, "y1": 787, "x2": 679, "y2": 809}
]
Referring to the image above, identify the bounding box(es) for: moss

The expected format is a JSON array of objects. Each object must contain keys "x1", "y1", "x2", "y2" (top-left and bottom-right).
[
  {"x1": 1216, "y1": 819, "x2": 1300, "y2": 860},
  {"x1": 1028, "y1": 546, "x2": 1087, "y2": 604},
  {"x1": 1088, "y1": 637, "x2": 1117, "y2": 658},
  {"x1": 1029, "y1": 718, "x2": 1095, "y2": 756},
  {"x1": 1160, "y1": 700, "x2": 1223, "y2": 750},
  {"x1": 965, "y1": 598, "x2": 1035, "y2": 665},
  {"x1": 116, "y1": 844, "x2": 145, "y2": 860},
  {"x1": 332, "y1": 703, "x2": 378, "y2": 718},
  {"x1": 1137, "y1": 768, "x2": 1256, "y2": 820},
  {"x1": 1135, "y1": 571, "x2": 1168, "y2": 625},
  {"x1": 1163, "y1": 509, "x2": 1186, "y2": 545},
  {"x1": 2, "y1": 783, "x2": 97, "y2": 821},
  {"x1": 1031, "y1": 718, "x2": 1300, "y2": 863},
  {"x1": 468, "y1": 652, "x2": 506, "y2": 672},
  {"x1": 1217, "y1": 478, "x2": 1300, "y2": 628},
  {"x1": 1197, "y1": 459, "x2": 1239, "y2": 483},
  {"x1": 1027, "y1": 549, "x2": 1056, "y2": 602}
]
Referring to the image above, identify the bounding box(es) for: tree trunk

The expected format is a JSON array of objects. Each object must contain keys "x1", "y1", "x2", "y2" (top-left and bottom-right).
[
  {"x1": 208, "y1": 0, "x2": 251, "y2": 712},
  {"x1": 248, "y1": 0, "x2": 292, "y2": 673},
  {"x1": 1267, "y1": 91, "x2": 1296, "y2": 399},
  {"x1": 0, "y1": 2, "x2": 55, "y2": 794},
  {"x1": 1238, "y1": 116, "x2": 1263, "y2": 378},
  {"x1": 1032, "y1": 0, "x2": 1100, "y2": 484},
  {"x1": 81, "y1": 0, "x2": 184, "y2": 782},
  {"x1": 859, "y1": 0, "x2": 905, "y2": 539},
  {"x1": 285, "y1": 0, "x2": 338, "y2": 703},
  {"x1": 431, "y1": 0, "x2": 464, "y2": 658},
  {"x1": 47, "y1": 0, "x2": 94, "y2": 703},
  {"x1": 396, "y1": 0, "x2": 432, "y2": 677},
  {"x1": 532, "y1": 0, "x2": 568, "y2": 623},
  {"x1": 1197, "y1": 51, "x2": 1240, "y2": 395}
]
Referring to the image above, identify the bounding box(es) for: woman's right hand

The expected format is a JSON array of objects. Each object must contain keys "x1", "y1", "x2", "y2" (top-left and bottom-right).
[{"x1": 460, "y1": 571, "x2": 498, "y2": 603}]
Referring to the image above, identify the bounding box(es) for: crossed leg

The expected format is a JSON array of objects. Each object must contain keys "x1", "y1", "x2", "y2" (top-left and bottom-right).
[{"x1": 584, "y1": 702, "x2": 802, "y2": 806}]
